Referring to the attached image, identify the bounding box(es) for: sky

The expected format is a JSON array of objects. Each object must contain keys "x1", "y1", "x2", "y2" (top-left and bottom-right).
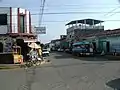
[{"x1": 0, "y1": 0, "x2": 120, "y2": 43}]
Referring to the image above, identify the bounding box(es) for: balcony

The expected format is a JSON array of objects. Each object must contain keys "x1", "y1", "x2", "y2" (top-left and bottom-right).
[{"x1": 67, "y1": 25, "x2": 104, "y2": 33}]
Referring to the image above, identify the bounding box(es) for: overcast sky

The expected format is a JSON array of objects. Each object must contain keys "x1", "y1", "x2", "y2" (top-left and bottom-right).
[{"x1": 0, "y1": 0, "x2": 120, "y2": 43}]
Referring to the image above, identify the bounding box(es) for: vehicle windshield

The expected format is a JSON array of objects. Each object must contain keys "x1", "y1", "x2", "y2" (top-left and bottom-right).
[{"x1": 1, "y1": 0, "x2": 120, "y2": 90}]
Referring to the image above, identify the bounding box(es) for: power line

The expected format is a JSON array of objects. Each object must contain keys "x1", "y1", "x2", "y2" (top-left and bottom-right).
[
  {"x1": 104, "y1": 6, "x2": 120, "y2": 16},
  {"x1": 6, "y1": 11, "x2": 120, "y2": 16},
  {"x1": 28, "y1": 6, "x2": 120, "y2": 9},
  {"x1": 38, "y1": 4, "x2": 120, "y2": 7},
  {"x1": 39, "y1": 11, "x2": 120, "y2": 15},
  {"x1": 35, "y1": 20, "x2": 120, "y2": 22},
  {"x1": 8, "y1": 20, "x2": 120, "y2": 25}
]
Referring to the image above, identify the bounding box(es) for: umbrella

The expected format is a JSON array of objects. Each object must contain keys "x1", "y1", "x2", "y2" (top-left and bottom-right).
[{"x1": 28, "y1": 42, "x2": 41, "y2": 49}]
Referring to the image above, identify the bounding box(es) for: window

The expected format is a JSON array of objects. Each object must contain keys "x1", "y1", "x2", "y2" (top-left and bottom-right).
[
  {"x1": 20, "y1": 15, "x2": 25, "y2": 33},
  {"x1": 0, "y1": 14, "x2": 7, "y2": 25}
]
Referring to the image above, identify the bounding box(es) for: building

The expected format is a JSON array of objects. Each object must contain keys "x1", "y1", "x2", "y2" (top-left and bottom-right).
[
  {"x1": 66, "y1": 19, "x2": 104, "y2": 48},
  {"x1": 50, "y1": 39, "x2": 61, "y2": 51},
  {"x1": 59, "y1": 35, "x2": 69, "y2": 49},
  {"x1": 85, "y1": 28, "x2": 120, "y2": 54},
  {"x1": 0, "y1": 7, "x2": 37, "y2": 53},
  {"x1": 60, "y1": 35, "x2": 67, "y2": 39}
]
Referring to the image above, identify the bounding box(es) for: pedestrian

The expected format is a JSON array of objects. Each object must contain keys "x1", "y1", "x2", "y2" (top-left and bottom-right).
[
  {"x1": 90, "y1": 46, "x2": 93, "y2": 54},
  {"x1": 37, "y1": 48, "x2": 43, "y2": 61},
  {"x1": 29, "y1": 48, "x2": 38, "y2": 61}
]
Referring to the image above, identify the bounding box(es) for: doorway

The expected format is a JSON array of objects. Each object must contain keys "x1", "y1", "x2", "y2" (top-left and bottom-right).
[
  {"x1": 0, "y1": 42, "x2": 3, "y2": 52},
  {"x1": 92, "y1": 42, "x2": 97, "y2": 52},
  {"x1": 106, "y1": 42, "x2": 110, "y2": 52},
  {"x1": 16, "y1": 39, "x2": 30, "y2": 61}
]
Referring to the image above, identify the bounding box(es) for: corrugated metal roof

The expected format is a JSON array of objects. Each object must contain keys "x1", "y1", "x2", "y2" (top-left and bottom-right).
[
  {"x1": 66, "y1": 19, "x2": 104, "y2": 25},
  {"x1": 86, "y1": 28, "x2": 120, "y2": 38},
  {"x1": 73, "y1": 41, "x2": 90, "y2": 46}
]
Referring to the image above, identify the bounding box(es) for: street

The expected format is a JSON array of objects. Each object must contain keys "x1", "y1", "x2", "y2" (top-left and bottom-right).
[{"x1": 0, "y1": 52, "x2": 120, "y2": 90}]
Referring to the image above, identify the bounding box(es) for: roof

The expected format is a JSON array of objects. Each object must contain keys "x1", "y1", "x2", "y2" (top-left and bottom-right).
[
  {"x1": 51, "y1": 39, "x2": 61, "y2": 43},
  {"x1": 73, "y1": 41, "x2": 90, "y2": 46},
  {"x1": 66, "y1": 19, "x2": 104, "y2": 25},
  {"x1": 86, "y1": 28, "x2": 120, "y2": 38}
]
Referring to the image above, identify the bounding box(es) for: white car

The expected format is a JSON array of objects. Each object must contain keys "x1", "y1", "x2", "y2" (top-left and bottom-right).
[
  {"x1": 42, "y1": 49, "x2": 50, "y2": 56},
  {"x1": 58, "y1": 48, "x2": 64, "y2": 52}
]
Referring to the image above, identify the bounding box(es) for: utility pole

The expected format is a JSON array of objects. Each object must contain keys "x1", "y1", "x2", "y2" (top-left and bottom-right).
[{"x1": 37, "y1": 0, "x2": 46, "y2": 41}]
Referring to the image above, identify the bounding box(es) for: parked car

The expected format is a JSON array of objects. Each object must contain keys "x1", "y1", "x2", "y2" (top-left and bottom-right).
[
  {"x1": 65, "y1": 49, "x2": 72, "y2": 54},
  {"x1": 42, "y1": 49, "x2": 50, "y2": 57},
  {"x1": 57, "y1": 48, "x2": 64, "y2": 52}
]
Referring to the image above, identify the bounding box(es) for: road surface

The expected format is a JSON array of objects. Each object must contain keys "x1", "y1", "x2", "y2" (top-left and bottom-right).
[{"x1": 0, "y1": 52, "x2": 120, "y2": 90}]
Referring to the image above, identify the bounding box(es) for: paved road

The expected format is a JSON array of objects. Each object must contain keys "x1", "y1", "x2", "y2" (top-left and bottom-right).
[{"x1": 0, "y1": 52, "x2": 120, "y2": 90}]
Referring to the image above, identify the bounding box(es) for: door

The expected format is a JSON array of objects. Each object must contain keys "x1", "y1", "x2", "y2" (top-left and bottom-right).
[
  {"x1": 0, "y1": 42, "x2": 3, "y2": 52},
  {"x1": 92, "y1": 42, "x2": 96, "y2": 52},
  {"x1": 106, "y1": 42, "x2": 110, "y2": 52}
]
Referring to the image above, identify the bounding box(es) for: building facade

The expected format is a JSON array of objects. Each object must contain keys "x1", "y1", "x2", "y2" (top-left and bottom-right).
[
  {"x1": 85, "y1": 28, "x2": 120, "y2": 54},
  {"x1": 66, "y1": 19, "x2": 104, "y2": 48},
  {"x1": 0, "y1": 7, "x2": 32, "y2": 34},
  {"x1": 0, "y1": 7, "x2": 36, "y2": 53}
]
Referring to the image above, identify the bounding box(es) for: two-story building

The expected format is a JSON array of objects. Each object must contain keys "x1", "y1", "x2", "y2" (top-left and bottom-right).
[{"x1": 0, "y1": 7, "x2": 37, "y2": 53}]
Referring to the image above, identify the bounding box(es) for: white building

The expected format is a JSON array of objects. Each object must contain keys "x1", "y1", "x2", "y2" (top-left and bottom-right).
[
  {"x1": 0, "y1": 7, "x2": 37, "y2": 52},
  {"x1": 65, "y1": 19, "x2": 104, "y2": 47},
  {"x1": 0, "y1": 7, "x2": 32, "y2": 34}
]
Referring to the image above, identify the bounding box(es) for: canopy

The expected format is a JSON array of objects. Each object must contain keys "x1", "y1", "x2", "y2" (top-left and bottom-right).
[
  {"x1": 28, "y1": 43, "x2": 41, "y2": 49},
  {"x1": 73, "y1": 41, "x2": 90, "y2": 46},
  {"x1": 66, "y1": 19, "x2": 104, "y2": 25}
]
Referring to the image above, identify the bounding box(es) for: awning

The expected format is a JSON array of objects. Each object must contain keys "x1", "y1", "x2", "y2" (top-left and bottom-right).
[
  {"x1": 28, "y1": 42, "x2": 41, "y2": 49},
  {"x1": 24, "y1": 39, "x2": 37, "y2": 43},
  {"x1": 73, "y1": 41, "x2": 90, "y2": 46},
  {"x1": 66, "y1": 19, "x2": 104, "y2": 25}
]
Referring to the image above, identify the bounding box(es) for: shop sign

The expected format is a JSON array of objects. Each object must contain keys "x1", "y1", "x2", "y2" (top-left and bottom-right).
[{"x1": 35, "y1": 27, "x2": 46, "y2": 34}]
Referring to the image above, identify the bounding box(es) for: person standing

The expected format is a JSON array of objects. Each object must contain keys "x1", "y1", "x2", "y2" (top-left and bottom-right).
[
  {"x1": 29, "y1": 48, "x2": 38, "y2": 61},
  {"x1": 90, "y1": 46, "x2": 93, "y2": 55},
  {"x1": 38, "y1": 48, "x2": 43, "y2": 61}
]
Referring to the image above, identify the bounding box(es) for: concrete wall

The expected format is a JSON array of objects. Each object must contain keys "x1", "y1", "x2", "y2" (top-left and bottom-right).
[
  {"x1": 106, "y1": 36, "x2": 120, "y2": 52},
  {"x1": 0, "y1": 36, "x2": 13, "y2": 52},
  {"x1": 98, "y1": 36, "x2": 120, "y2": 53},
  {"x1": 12, "y1": 8, "x2": 18, "y2": 33},
  {"x1": 26, "y1": 11, "x2": 30, "y2": 33}
]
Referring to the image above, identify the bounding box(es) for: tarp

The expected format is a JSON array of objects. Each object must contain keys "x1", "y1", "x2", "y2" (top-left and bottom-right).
[
  {"x1": 24, "y1": 39, "x2": 37, "y2": 43},
  {"x1": 73, "y1": 41, "x2": 90, "y2": 46},
  {"x1": 28, "y1": 43, "x2": 41, "y2": 49}
]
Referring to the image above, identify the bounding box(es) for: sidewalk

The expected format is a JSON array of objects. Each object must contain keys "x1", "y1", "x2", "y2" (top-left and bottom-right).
[
  {"x1": 104, "y1": 55, "x2": 120, "y2": 60},
  {"x1": 0, "y1": 64, "x2": 21, "y2": 70},
  {"x1": 95, "y1": 54, "x2": 120, "y2": 60}
]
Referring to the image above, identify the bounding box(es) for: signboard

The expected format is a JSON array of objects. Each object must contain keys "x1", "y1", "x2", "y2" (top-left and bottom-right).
[{"x1": 35, "y1": 27, "x2": 46, "y2": 34}]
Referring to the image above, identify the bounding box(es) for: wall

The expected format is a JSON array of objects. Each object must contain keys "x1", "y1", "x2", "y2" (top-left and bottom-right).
[
  {"x1": 0, "y1": 7, "x2": 10, "y2": 34},
  {"x1": 98, "y1": 36, "x2": 120, "y2": 53},
  {"x1": 0, "y1": 36, "x2": 13, "y2": 52},
  {"x1": 26, "y1": 11, "x2": 30, "y2": 33},
  {"x1": 12, "y1": 8, "x2": 18, "y2": 33},
  {"x1": 19, "y1": 8, "x2": 25, "y2": 14},
  {"x1": 106, "y1": 36, "x2": 120, "y2": 52}
]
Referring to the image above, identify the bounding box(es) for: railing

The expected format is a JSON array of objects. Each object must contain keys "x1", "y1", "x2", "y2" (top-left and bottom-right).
[{"x1": 67, "y1": 26, "x2": 104, "y2": 33}]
